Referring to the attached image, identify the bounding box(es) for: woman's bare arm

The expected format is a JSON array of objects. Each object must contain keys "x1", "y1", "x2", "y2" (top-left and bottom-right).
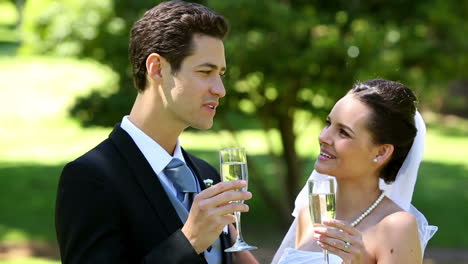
[{"x1": 376, "y1": 211, "x2": 422, "y2": 264}]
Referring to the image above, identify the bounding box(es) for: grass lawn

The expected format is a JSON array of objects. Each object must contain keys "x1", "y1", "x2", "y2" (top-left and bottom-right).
[{"x1": 0, "y1": 57, "x2": 467, "y2": 262}]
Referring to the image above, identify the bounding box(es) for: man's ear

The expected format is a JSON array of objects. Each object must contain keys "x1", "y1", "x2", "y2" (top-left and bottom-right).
[
  {"x1": 373, "y1": 144, "x2": 394, "y2": 165},
  {"x1": 146, "y1": 53, "x2": 163, "y2": 80}
]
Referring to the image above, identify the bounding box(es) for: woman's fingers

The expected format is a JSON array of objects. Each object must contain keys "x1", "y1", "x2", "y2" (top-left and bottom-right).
[
  {"x1": 323, "y1": 219, "x2": 360, "y2": 236},
  {"x1": 315, "y1": 235, "x2": 352, "y2": 253},
  {"x1": 316, "y1": 240, "x2": 353, "y2": 262},
  {"x1": 313, "y1": 220, "x2": 365, "y2": 264},
  {"x1": 314, "y1": 225, "x2": 354, "y2": 243}
]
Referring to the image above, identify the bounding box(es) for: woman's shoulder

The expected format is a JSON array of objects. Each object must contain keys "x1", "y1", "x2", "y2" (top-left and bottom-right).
[
  {"x1": 371, "y1": 198, "x2": 418, "y2": 237},
  {"x1": 379, "y1": 210, "x2": 418, "y2": 233},
  {"x1": 377, "y1": 198, "x2": 418, "y2": 231},
  {"x1": 370, "y1": 200, "x2": 421, "y2": 259}
]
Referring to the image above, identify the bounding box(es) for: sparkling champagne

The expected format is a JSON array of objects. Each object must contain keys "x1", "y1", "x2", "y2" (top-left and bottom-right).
[
  {"x1": 221, "y1": 162, "x2": 248, "y2": 193},
  {"x1": 309, "y1": 193, "x2": 336, "y2": 224}
]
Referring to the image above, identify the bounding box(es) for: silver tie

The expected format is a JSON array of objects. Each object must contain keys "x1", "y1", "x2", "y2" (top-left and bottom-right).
[{"x1": 164, "y1": 158, "x2": 197, "y2": 209}]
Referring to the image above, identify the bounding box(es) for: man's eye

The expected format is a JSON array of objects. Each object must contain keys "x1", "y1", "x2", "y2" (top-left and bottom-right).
[{"x1": 325, "y1": 120, "x2": 331, "y2": 127}]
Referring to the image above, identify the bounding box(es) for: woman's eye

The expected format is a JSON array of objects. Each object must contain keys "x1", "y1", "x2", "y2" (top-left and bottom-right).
[
  {"x1": 340, "y1": 129, "x2": 349, "y2": 137},
  {"x1": 325, "y1": 120, "x2": 331, "y2": 127}
]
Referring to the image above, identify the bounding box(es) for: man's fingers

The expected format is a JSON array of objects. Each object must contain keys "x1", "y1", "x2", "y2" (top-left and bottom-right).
[
  {"x1": 206, "y1": 189, "x2": 252, "y2": 206},
  {"x1": 197, "y1": 180, "x2": 247, "y2": 199},
  {"x1": 212, "y1": 202, "x2": 250, "y2": 216},
  {"x1": 194, "y1": 187, "x2": 252, "y2": 211}
]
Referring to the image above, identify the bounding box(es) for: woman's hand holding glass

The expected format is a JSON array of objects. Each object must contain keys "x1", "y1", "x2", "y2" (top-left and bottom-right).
[
  {"x1": 308, "y1": 178, "x2": 336, "y2": 264},
  {"x1": 313, "y1": 219, "x2": 365, "y2": 264}
]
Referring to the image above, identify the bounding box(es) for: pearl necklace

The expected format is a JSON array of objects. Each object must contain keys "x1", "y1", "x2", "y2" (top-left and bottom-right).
[{"x1": 350, "y1": 192, "x2": 385, "y2": 227}]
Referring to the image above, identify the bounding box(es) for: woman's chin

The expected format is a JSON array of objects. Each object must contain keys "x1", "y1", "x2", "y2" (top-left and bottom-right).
[{"x1": 314, "y1": 163, "x2": 330, "y2": 175}]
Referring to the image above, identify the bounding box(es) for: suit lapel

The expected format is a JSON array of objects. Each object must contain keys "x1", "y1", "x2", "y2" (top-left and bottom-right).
[
  {"x1": 182, "y1": 149, "x2": 219, "y2": 192},
  {"x1": 110, "y1": 127, "x2": 228, "y2": 264},
  {"x1": 183, "y1": 149, "x2": 233, "y2": 264},
  {"x1": 183, "y1": 150, "x2": 207, "y2": 191},
  {"x1": 109, "y1": 125, "x2": 182, "y2": 234}
]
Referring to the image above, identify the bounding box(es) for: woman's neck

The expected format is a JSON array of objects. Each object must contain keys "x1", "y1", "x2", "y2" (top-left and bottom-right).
[{"x1": 335, "y1": 177, "x2": 381, "y2": 223}]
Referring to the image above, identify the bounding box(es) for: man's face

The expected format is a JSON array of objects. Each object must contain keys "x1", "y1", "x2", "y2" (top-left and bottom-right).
[{"x1": 160, "y1": 34, "x2": 226, "y2": 131}]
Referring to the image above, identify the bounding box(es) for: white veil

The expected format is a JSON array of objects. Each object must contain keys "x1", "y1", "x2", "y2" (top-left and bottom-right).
[{"x1": 272, "y1": 111, "x2": 438, "y2": 263}]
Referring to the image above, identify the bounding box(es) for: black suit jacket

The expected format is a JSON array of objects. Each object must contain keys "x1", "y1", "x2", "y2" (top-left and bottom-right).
[{"x1": 55, "y1": 125, "x2": 233, "y2": 264}]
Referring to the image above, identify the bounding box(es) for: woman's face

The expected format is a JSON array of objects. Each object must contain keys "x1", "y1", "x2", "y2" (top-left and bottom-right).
[{"x1": 314, "y1": 94, "x2": 380, "y2": 179}]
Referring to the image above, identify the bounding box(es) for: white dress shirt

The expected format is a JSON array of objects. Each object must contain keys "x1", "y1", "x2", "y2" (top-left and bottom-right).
[{"x1": 120, "y1": 116, "x2": 222, "y2": 264}]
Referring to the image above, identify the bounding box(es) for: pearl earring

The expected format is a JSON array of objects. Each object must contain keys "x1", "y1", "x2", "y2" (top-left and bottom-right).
[{"x1": 373, "y1": 157, "x2": 378, "y2": 162}]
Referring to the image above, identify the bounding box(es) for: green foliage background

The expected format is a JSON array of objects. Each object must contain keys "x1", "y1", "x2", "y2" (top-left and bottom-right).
[
  {"x1": 17, "y1": 0, "x2": 468, "y2": 215},
  {"x1": 1, "y1": 1, "x2": 467, "y2": 262}
]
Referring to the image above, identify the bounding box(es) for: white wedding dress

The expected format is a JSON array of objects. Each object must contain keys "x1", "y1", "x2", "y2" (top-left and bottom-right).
[
  {"x1": 272, "y1": 112, "x2": 438, "y2": 264},
  {"x1": 278, "y1": 248, "x2": 342, "y2": 264}
]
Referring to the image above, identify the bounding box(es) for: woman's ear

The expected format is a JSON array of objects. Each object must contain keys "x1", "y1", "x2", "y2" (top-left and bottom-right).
[
  {"x1": 373, "y1": 144, "x2": 394, "y2": 165},
  {"x1": 146, "y1": 53, "x2": 162, "y2": 80}
]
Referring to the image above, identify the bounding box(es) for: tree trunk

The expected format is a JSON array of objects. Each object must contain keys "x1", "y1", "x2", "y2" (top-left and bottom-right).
[
  {"x1": 14, "y1": 0, "x2": 24, "y2": 31},
  {"x1": 217, "y1": 115, "x2": 290, "y2": 225},
  {"x1": 277, "y1": 111, "x2": 301, "y2": 212}
]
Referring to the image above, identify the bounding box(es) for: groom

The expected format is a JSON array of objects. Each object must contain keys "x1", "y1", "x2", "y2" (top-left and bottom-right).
[{"x1": 55, "y1": 1, "x2": 257, "y2": 263}]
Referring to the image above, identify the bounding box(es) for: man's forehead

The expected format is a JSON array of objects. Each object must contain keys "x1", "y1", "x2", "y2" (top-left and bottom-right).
[{"x1": 188, "y1": 35, "x2": 225, "y2": 64}]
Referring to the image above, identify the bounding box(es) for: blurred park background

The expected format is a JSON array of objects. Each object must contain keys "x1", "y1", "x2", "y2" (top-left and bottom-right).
[{"x1": 0, "y1": 0, "x2": 467, "y2": 263}]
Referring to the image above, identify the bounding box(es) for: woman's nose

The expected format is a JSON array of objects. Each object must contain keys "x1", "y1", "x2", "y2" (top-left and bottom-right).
[{"x1": 318, "y1": 127, "x2": 332, "y2": 146}]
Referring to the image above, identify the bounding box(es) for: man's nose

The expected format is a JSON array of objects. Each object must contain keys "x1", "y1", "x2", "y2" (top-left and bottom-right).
[{"x1": 211, "y1": 76, "x2": 226, "y2": 98}]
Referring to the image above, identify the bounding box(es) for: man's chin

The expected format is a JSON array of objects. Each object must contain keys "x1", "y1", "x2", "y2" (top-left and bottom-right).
[{"x1": 190, "y1": 121, "x2": 213, "y2": 130}]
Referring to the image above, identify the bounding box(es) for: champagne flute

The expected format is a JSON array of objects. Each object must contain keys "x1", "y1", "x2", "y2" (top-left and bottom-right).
[
  {"x1": 308, "y1": 178, "x2": 336, "y2": 264},
  {"x1": 219, "y1": 147, "x2": 257, "y2": 252}
]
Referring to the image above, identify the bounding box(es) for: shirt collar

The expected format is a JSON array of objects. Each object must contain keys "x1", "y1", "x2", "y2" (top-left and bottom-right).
[{"x1": 120, "y1": 116, "x2": 185, "y2": 175}]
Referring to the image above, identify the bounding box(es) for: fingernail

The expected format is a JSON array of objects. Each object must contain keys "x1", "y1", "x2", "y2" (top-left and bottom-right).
[
  {"x1": 313, "y1": 234, "x2": 320, "y2": 239},
  {"x1": 240, "y1": 180, "x2": 247, "y2": 185},
  {"x1": 315, "y1": 227, "x2": 325, "y2": 233}
]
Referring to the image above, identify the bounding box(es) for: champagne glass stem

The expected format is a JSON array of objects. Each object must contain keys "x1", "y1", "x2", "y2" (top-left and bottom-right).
[
  {"x1": 323, "y1": 249, "x2": 329, "y2": 264},
  {"x1": 234, "y1": 211, "x2": 244, "y2": 243}
]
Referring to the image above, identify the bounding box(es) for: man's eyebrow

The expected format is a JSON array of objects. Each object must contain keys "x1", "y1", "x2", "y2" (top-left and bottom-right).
[{"x1": 196, "y1": 63, "x2": 226, "y2": 72}]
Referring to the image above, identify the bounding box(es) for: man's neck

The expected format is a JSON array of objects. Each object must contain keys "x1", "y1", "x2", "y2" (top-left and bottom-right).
[{"x1": 128, "y1": 92, "x2": 184, "y2": 155}]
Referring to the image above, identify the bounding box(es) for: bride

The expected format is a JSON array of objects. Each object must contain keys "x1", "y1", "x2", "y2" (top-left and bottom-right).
[{"x1": 273, "y1": 79, "x2": 437, "y2": 263}]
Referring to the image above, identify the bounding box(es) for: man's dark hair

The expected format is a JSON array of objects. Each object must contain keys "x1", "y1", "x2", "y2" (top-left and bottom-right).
[
  {"x1": 349, "y1": 79, "x2": 418, "y2": 183},
  {"x1": 129, "y1": 0, "x2": 228, "y2": 91}
]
